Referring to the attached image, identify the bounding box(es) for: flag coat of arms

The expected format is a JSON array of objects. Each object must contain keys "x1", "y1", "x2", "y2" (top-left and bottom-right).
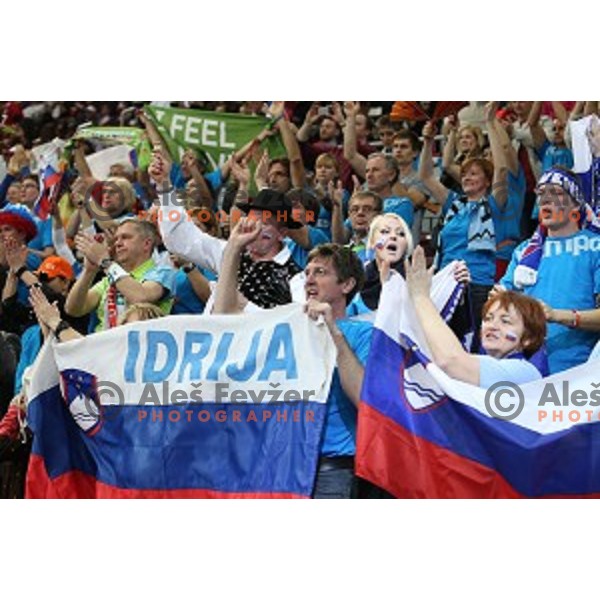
[{"x1": 26, "y1": 305, "x2": 336, "y2": 499}]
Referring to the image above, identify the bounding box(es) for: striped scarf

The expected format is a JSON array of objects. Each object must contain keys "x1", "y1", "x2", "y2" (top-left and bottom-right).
[{"x1": 443, "y1": 194, "x2": 496, "y2": 253}]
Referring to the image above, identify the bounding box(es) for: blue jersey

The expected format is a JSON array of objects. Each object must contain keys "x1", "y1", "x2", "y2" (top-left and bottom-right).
[
  {"x1": 320, "y1": 319, "x2": 373, "y2": 457},
  {"x1": 541, "y1": 144, "x2": 574, "y2": 172},
  {"x1": 171, "y1": 266, "x2": 217, "y2": 316},
  {"x1": 496, "y1": 169, "x2": 526, "y2": 262},
  {"x1": 285, "y1": 226, "x2": 329, "y2": 269},
  {"x1": 383, "y1": 196, "x2": 414, "y2": 228},
  {"x1": 501, "y1": 230, "x2": 600, "y2": 373},
  {"x1": 29, "y1": 216, "x2": 53, "y2": 253}
]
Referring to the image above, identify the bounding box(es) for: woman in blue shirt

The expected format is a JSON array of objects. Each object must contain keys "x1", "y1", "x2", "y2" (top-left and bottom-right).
[
  {"x1": 406, "y1": 246, "x2": 546, "y2": 387},
  {"x1": 419, "y1": 117, "x2": 510, "y2": 345}
]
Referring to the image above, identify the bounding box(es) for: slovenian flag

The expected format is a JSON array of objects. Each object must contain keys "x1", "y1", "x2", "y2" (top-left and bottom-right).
[
  {"x1": 33, "y1": 165, "x2": 63, "y2": 220},
  {"x1": 25, "y1": 306, "x2": 335, "y2": 499},
  {"x1": 356, "y1": 271, "x2": 600, "y2": 498}
]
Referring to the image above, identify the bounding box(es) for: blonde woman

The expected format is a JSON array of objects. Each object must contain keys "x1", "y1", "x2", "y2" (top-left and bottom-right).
[
  {"x1": 66, "y1": 176, "x2": 137, "y2": 239},
  {"x1": 443, "y1": 119, "x2": 485, "y2": 185},
  {"x1": 347, "y1": 213, "x2": 470, "y2": 316},
  {"x1": 347, "y1": 213, "x2": 413, "y2": 314}
]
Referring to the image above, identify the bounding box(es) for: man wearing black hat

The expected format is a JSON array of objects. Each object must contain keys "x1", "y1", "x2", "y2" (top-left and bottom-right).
[{"x1": 153, "y1": 152, "x2": 304, "y2": 310}]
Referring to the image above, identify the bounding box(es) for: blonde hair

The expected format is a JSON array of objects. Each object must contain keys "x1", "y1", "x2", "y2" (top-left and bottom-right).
[
  {"x1": 315, "y1": 152, "x2": 339, "y2": 173},
  {"x1": 458, "y1": 125, "x2": 485, "y2": 153},
  {"x1": 367, "y1": 213, "x2": 414, "y2": 257},
  {"x1": 105, "y1": 176, "x2": 136, "y2": 213},
  {"x1": 119, "y1": 302, "x2": 165, "y2": 325}
]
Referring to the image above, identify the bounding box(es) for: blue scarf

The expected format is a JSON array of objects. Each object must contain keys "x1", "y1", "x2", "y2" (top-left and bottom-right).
[{"x1": 443, "y1": 194, "x2": 496, "y2": 253}]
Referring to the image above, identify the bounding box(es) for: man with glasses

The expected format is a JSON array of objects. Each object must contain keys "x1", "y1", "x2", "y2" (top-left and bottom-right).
[
  {"x1": 497, "y1": 168, "x2": 600, "y2": 373},
  {"x1": 332, "y1": 191, "x2": 383, "y2": 265}
]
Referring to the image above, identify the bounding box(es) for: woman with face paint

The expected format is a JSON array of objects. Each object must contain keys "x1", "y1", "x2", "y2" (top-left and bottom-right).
[
  {"x1": 406, "y1": 246, "x2": 547, "y2": 387},
  {"x1": 347, "y1": 213, "x2": 470, "y2": 316}
]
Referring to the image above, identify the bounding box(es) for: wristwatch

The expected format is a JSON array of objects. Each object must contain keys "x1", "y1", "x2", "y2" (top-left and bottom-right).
[
  {"x1": 183, "y1": 264, "x2": 195, "y2": 274},
  {"x1": 99, "y1": 257, "x2": 112, "y2": 271}
]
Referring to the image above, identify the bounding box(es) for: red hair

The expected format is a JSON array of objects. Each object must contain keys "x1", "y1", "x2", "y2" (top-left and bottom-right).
[{"x1": 482, "y1": 291, "x2": 546, "y2": 357}]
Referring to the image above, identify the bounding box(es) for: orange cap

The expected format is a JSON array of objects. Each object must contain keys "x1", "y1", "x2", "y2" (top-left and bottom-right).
[{"x1": 35, "y1": 256, "x2": 74, "y2": 281}]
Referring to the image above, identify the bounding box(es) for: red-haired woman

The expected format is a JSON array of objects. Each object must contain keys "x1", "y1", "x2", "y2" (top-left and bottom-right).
[{"x1": 406, "y1": 246, "x2": 546, "y2": 386}]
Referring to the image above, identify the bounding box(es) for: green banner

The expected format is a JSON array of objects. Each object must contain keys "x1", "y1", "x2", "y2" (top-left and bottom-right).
[
  {"x1": 73, "y1": 126, "x2": 146, "y2": 145},
  {"x1": 144, "y1": 105, "x2": 286, "y2": 171},
  {"x1": 73, "y1": 126, "x2": 153, "y2": 170}
]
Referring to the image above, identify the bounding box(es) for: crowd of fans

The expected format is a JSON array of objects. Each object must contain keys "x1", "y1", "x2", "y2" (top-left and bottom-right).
[{"x1": 1, "y1": 100, "x2": 599, "y2": 499}]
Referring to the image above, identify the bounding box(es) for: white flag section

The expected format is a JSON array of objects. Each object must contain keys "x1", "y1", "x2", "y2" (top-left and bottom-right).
[
  {"x1": 30, "y1": 304, "x2": 336, "y2": 416},
  {"x1": 30, "y1": 138, "x2": 67, "y2": 174},
  {"x1": 86, "y1": 145, "x2": 135, "y2": 180},
  {"x1": 26, "y1": 305, "x2": 337, "y2": 498},
  {"x1": 379, "y1": 272, "x2": 600, "y2": 435}
]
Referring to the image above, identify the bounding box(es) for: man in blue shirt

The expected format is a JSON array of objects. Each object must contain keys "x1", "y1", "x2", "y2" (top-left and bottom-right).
[
  {"x1": 213, "y1": 226, "x2": 373, "y2": 499},
  {"x1": 500, "y1": 168, "x2": 600, "y2": 374},
  {"x1": 302, "y1": 244, "x2": 373, "y2": 498}
]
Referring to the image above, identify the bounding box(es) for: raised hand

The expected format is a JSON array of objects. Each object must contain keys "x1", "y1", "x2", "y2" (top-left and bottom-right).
[
  {"x1": 405, "y1": 245, "x2": 434, "y2": 299},
  {"x1": 148, "y1": 148, "x2": 173, "y2": 189},
  {"x1": 254, "y1": 149, "x2": 270, "y2": 189},
  {"x1": 446, "y1": 114, "x2": 459, "y2": 130},
  {"x1": 74, "y1": 231, "x2": 110, "y2": 269},
  {"x1": 304, "y1": 299, "x2": 335, "y2": 331},
  {"x1": 537, "y1": 299, "x2": 555, "y2": 322},
  {"x1": 29, "y1": 284, "x2": 61, "y2": 331},
  {"x1": 266, "y1": 101, "x2": 285, "y2": 121},
  {"x1": 231, "y1": 159, "x2": 251, "y2": 187},
  {"x1": 379, "y1": 256, "x2": 392, "y2": 286},
  {"x1": 328, "y1": 180, "x2": 345, "y2": 210},
  {"x1": 7, "y1": 144, "x2": 29, "y2": 176},
  {"x1": 4, "y1": 239, "x2": 28, "y2": 272},
  {"x1": 331, "y1": 102, "x2": 345, "y2": 125},
  {"x1": 182, "y1": 149, "x2": 202, "y2": 174},
  {"x1": 484, "y1": 101, "x2": 499, "y2": 123},
  {"x1": 304, "y1": 103, "x2": 321, "y2": 126},
  {"x1": 488, "y1": 284, "x2": 506, "y2": 301},
  {"x1": 422, "y1": 120, "x2": 436, "y2": 140},
  {"x1": 228, "y1": 216, "x2": 263, "y2": 251},
  {"x1": 343, "y1": 101, "x2": 361, "y2": 119}
]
